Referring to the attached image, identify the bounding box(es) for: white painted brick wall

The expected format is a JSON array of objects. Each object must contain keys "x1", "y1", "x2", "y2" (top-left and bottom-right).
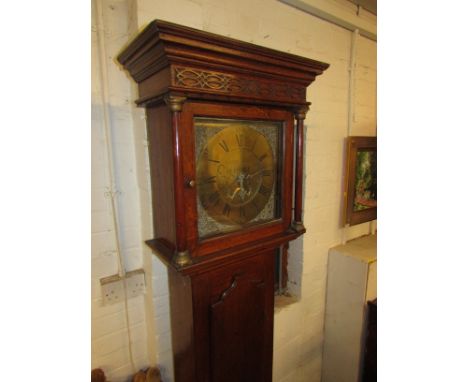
[
  {"x1": 92, "y1": 0, "x2": 155, "y2": 380},
  {"x1": 91, "y1": 0, "x2": 376, "y2": 381}
]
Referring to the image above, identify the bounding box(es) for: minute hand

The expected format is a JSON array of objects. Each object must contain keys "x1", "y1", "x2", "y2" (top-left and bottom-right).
[{"x1": 246, "y1": 169, "x2": 267, "y2": 178}]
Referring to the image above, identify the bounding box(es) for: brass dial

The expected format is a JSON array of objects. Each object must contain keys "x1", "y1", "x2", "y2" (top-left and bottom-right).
[{"x1": 197, "y1": 125, "x2": 275, "y2": 226}]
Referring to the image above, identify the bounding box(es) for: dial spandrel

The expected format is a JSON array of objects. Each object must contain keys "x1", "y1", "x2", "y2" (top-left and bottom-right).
[{"x1": 195, "y1": 118, "x2": 282, "y2": 239}]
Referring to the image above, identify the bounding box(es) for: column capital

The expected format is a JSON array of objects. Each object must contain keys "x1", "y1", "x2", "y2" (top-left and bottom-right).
[
  {"x1": 294, "y1": 106, "x2": 309, "y2": 120},
  {"x1": 164, "y1": 95, "x2": 187, "y2": 112}
]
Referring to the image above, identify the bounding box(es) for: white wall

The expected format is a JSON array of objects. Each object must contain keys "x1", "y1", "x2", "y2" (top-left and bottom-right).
[
  {"x1": 91, "y1": 0, "x2": 376, "y2": 381},
  {"x1": 92, "y1": 0, "x2": 157, "y2": 380}
]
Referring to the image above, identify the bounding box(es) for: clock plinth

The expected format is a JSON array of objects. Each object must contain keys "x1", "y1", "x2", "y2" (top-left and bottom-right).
[{"x1": 118, "y1": 20, "x2": 328, "y2": 382}]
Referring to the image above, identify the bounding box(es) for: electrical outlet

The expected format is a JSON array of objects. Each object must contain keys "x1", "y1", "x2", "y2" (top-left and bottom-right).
[
  {"x1": 100, "y1": 274, "x2": 124, "y2": 305},
  {"x1": 125, "y1": 269, "x2": 146, "y2": 299}
]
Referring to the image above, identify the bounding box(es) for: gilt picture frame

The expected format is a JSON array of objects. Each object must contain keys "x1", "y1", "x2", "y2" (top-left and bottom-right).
[{"x1": 343, "y1": 136, "x2": 377, "y2": 226}]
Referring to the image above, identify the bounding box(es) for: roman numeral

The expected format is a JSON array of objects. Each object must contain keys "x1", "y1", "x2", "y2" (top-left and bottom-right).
[
  {"x1": 201, "y1": 176, "x2": 216, "y2": 184},
  {"x1": 236, "y1": 134, "x2": 243, "y2": 147},
  {"x1": 222, "y1": 204, "x2": 231, "y2": 216},
  {"x1": 262, "y1": 169, "x2": 272, "y2": 177},
  {"x1": 236, "y1": 134, "x2": 251, "y2": 149},
  {"x1": 219, "y1": 140, "x2": 229, "y2": 152},
  {"x1": 203, "y1": 149, "x2": 220, "y2": 163}
]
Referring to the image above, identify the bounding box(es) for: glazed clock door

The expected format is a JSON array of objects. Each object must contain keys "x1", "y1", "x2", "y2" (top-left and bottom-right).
[{"x1": 181, "y1": 102, "x2": 295, "y2": 257}]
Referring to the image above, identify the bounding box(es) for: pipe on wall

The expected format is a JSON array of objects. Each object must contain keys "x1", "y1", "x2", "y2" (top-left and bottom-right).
[
  {"x1": 341, "y1": 28, "x2": 360, "y2": 244},
  {"x1": 94, "y1": 0, "x2": 137, "y2": 373},
  {"x1": 348, "y1": 28, "x2": 359, "y2": 137}
]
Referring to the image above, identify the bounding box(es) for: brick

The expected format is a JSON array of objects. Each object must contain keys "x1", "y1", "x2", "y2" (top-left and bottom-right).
[
  {"x1": 91, "y1": 293, "x2": 142, "y2": 320},
  {"x1": 157, "y1": 349, "x2": 175, "y2": 382},
  {"x1": 92, "y1": 328, "x2": 130, "y2": 357},
  {"x1": 92, "y1": 231, "x2": 116, "y2": 258},
  {"x1": 91, "y1": 250, "x2": 119, "y2": 279},
  {"x1": 138, "y1": 0, "x2": 203, "y2": 29},
  {"x1": 92, "y1": 187, "x2": 112, "y2": 214},
  {"x1": 92, "y1": 306, "x2": 143, "y2": 339},
  {"x1": 91, "y1": 210, "x2": 114, "y2": 235},
  {"x1": 92, "y1": 322, "x2": 147, "y2": 357},
  {"x1": 118, "y1": 227, "x2": 142, "y2": 251},
  {"x1": 155, "y1": 331, "x2": 172, "y2": 354},
  {"x1": 121, "y1": 246, "x2": 143, "y2": 270},
  {"x1": 151, "y1": 257, "x2": 168, "y2": 277},
  {"x1": 154, "y1": 311, "x2": 171, "y2": 334},
  {"x1": 92, "y1": 349, "x2": 129, "y2": 377},
  {"x1": 153, "y1": 294, "x2": 170, "y2": 317}
]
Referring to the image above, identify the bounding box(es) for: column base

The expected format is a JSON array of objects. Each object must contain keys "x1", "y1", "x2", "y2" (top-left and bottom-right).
[
  {"x1": 172, "y1": 250, "x2": 192, "y2": 268},
  {"x1": 291, "y1": 221, "x2": 305, "y2": 233}
]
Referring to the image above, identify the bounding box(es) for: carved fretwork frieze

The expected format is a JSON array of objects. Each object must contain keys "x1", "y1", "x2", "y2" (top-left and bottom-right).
[{"x1": 173, "y1": 66, "x2": 306, "y2": 101}]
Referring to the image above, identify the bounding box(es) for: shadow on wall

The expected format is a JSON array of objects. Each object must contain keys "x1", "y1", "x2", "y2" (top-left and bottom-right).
[
  {"x1": 284, "y1": 123, "x2": 309, "y2": 298},
  {"x1": 287, "y1": 228, "x2": 304, "y2": 297}
]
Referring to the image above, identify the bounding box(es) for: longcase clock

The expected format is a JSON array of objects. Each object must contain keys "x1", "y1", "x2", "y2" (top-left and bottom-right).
[{"x1": 118, "y1": 20, "x2": 328, "y2": 382}]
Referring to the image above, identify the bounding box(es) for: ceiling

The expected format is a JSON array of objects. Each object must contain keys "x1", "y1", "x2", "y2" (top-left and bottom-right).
[{"x1": 348, "y1": 0, "x2": 377, "y2": 15}]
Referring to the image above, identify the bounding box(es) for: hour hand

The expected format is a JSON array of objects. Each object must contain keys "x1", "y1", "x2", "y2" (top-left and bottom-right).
[{"x1": 229, "y1": 187, "x2": 240, "y2": 200}]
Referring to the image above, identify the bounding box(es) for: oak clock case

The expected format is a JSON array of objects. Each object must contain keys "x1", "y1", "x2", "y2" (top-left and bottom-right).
[
  {"x1": 180, "y1": 102, "x2": 295, "y2": 259},
  {"x1": 117, "y1": 19, "x2": 329, "y2": 382}
]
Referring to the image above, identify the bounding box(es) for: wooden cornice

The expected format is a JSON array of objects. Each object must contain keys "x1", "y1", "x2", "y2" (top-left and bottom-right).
[{"x1": 117, "y1": 20, "x2": 329, "y2": 106}]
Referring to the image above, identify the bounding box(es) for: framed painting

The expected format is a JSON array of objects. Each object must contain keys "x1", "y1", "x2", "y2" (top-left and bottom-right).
[{"x1": 343, "y1": 136, "x2": 377, "y2": 226}]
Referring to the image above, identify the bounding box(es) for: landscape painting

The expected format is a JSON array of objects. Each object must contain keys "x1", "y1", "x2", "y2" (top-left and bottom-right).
[
  {"x1": 343, "y1": 136, "x2": 377, "y2": 226},
  {"x1": 353, "y1": 149, "x2": 377, "y2": 211}
]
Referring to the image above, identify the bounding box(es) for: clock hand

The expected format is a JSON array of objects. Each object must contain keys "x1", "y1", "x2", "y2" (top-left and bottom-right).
[
  {"x1": 229, "y1": 187, "x2": 241, "y2": 200},
  {"x1": 228, "y1": 174, "x2": 248, "y2": 201},
  {"x1": 246, "y1": 169, "x2": 264, "y2": 178}
]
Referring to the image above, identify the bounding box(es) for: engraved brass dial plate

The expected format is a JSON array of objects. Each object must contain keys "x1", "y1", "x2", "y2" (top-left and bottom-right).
[{"x1": 195, "y1": 118, "x2": 282, "y2": 238}]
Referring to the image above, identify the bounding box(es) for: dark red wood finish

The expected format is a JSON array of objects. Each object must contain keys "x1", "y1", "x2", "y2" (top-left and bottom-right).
[
  {"x1": 168, "y1": 267, "x2": 196, "y2": 381},
  {"x1": 167, "y1": 250, "x2": 274, "y2": 382},
  {"x1": 118, "y1": 19, "x2": 328, "y2": 382},
  {"x1": 179, "y1": 101, "x2": 295, "y2": 258},
  {"x1": 191, "y1": 250, "x2": 275, "y2": 382},
  {"x1": 117, "y1": 20, "x2": 328, "y2": 108},
  {"x1": 146, "y1": 105, "x2": 176, "y2": 248},
  {"x1": 171, "y1": 101, "x2": 188, "y2": 253},
  {"x1": 293, "y1": 109, "x2": 307, "y2": 227},
  {"x1": 146, "y1": 225, "x2": 304, "y2": 277}
]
